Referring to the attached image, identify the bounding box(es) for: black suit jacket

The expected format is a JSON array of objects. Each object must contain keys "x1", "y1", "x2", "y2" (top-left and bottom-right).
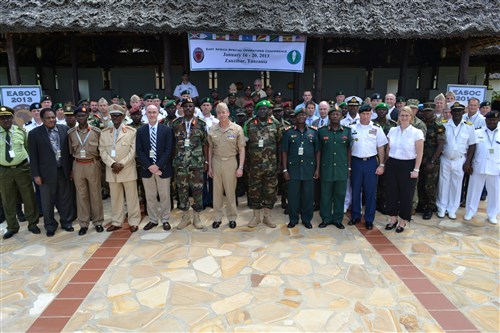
[
  {"x1": 28, "y1": 124, "x2": 72, "y2": 182},
  {"x1": 136, "y1": 123, "x2": 173, "y2": 179}
]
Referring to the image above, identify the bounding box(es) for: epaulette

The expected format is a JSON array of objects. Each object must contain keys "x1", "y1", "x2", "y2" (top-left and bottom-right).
[
  {"x1": 195, "y1": 117, "x2": 206, "y2": 126},
  {"x1": 464, "y1": 121, "x2": 473, "y2": 125},
  {"x1": 13, "y1": 124, "x2": 26, "y2": 132},
  {"x1": 441, "y1": 119, "x2": 449, "y2": 123},
  {"x1": 123, "y1": 125, "x2": 136, "y2": 133},
  {"x1": 172, "y1": 117, "x2": 183, "y2": 126},
  {"x1": 388, "y1": 119, "x2": 398, "y2": 125},
  {"x1": 373, "y1": 123, "x2": 381, "y2": 127},
  {"x1": 25, "y1": 121, "x2": 32, "y2": 126},
  {"x1": 283, "y1": 125, "x2": 291, "y2": 131},
  {"x1": 67, "y1": 126, "x2": 77, "y2": 134},
  {"x1": 90, "y1": 125, "x2": 101, "y2": 133},
  {"x1": 309, "y1": 126, "x2": 318, "y2": 131}
]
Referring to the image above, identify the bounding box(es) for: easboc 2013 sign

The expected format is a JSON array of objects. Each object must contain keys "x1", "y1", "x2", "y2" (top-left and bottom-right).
[
  {"x1": 188, "y1": 33, "x2": 306, "y2": 72},
  {"x1": 447, "y1": 84, "x2": 487, "y2": 103},
  {"x1": 0, "y1": 85, "x2": 42, "y2": 127}
]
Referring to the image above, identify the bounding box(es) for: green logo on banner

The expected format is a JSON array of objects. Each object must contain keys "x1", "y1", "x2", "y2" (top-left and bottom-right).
[{"x1": 287, "y1": 50, "x2": 301, "y2": 64}]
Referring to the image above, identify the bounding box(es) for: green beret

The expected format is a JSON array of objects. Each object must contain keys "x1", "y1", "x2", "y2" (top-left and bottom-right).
[
  {"x1": 375, "y1": 102, "x2": 389, "y2": 110},
  {"x1": 294, "y1": 108, "x2": 306, "y2": 115},
  {"x1": 143, "y1": 93, "x2": 154, "y2": 100},
  {"x1": 227, "y1": 93, "x2": 237, "y2": 98},
  {"x1": 358, "y1": 104, "x2": 372, "y2": 113},
  {"x1": 328, "y1": 106, "x2": 341, "y2": 114},
  {"x1": 0, "y1": 106, "x2": 14, "y2": 116},
  {"x1": 255, "y1": 100, "x2": 271, "y2": 110},
  {"x1": 40, "y1": 95, "x2": 51, "y2": 103},
  {"x1": 396, "y1": 96, "x2": 406, "y2": 103},
  {"x1": 53, "y1": 102, "x2": 64, "y2": 110},
  {"x1": 200, "y1": 97, "x2": 213, "y2": 105},
  {"x1": 164, "y1": 100, "x2": 176, "y2": 107},
  {"x1": 339, "y1": 102, "x2": 347, "y2": 108}
]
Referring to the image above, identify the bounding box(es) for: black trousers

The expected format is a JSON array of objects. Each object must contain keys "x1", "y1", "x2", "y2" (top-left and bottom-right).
[
  {"x1": 40, "y1": 170, "x2": 74, "y2": 231},
  {"x1": 385, "y1": 158, "x2": 417, "y2": 221}
]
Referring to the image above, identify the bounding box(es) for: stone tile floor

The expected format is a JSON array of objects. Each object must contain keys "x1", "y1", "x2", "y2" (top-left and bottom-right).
[{"x1": 0, "y1": 197, "x2": 498, "y2": 332}]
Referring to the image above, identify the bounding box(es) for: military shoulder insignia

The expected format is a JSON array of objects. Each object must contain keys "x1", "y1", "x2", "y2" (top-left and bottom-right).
[
  {"x1": 310, "y1": 126, "x2": 318, "y2": 131},
  {"x1": 465, "y1": 121, "x2": 473, "y2": 125},
  {"x1": 67, "y1": 127, "x2": 77, "y2": 134},
  {"x1": 441, "y1": 119, "x2": 449, "y2": 123},
  {"x1": 90, "y1": 125, "x2": 101, "y2": 133},
  {"x1": 25, "y1": 121, "x2": 32, "y2": 126},
  {"x1": 373, "y1": 123, "x2": 381, "y2": 127}
]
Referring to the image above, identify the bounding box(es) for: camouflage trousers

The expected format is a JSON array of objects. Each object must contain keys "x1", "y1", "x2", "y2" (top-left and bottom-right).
[
  {"x1": 175, "y1": 166, "x2": 204, "y2": 212},
  {"x1": 247, "y1": 169, "x2": 277, "y2": 209},
  {"x1": 417, "y1": 162, "x2": 440, "y2": 211}
]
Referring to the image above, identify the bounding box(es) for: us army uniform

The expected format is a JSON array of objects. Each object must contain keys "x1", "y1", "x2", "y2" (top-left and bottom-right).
[{"x1": 171, "y1": 115, "x2": 208, "y2": 230}]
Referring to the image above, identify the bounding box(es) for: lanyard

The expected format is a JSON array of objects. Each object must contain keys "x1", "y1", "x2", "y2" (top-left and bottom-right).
[
  {"x1": 2, "y1": 130, "x2": 12, "y2": 146},
  {"x1": 185, "y1": 118, "x2": 193, "y2": 137},
  {"x1": 451, "y1": 122, "x2": 464, "y2": 142},
  {"x1": 76, "y1": 127, "x2": 91, "y2": 147},
  {"x1": 485, "y1": 128, "x2": 498, "y2": 149}
]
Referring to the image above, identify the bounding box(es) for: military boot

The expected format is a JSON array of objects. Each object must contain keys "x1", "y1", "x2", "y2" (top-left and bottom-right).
[
  {"x1": 262, "y1": 208, "x2": 276, "y2": 228},
  {"x1": 193, "y1": 211, "x2": 207, "y2": 231},
  {"x1": 176, "y1": 210, "x2": 192, "y2": 230},
  {"x1": 247, "y1": 209, "x2": 261, "y2": 228}
]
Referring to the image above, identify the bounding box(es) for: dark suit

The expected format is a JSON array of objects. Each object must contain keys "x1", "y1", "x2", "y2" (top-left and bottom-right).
[
  {"x1": 136, "y1": 124, "x2": 173, "y2": 179},
  {"x1": 28, "y1": 124, "x2": 74, "y2": 231},
  {"x1": 136, "y1": 123, "x2": 174, "y2": 224}
]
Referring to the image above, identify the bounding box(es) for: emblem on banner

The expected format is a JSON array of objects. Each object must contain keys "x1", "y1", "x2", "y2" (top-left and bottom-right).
[
  {"x1": 193, "y1": 47, "x2": 204, "y2": 63},
  {"x1": 287, "y1": 50, "x2": 301, "y2": 64}
]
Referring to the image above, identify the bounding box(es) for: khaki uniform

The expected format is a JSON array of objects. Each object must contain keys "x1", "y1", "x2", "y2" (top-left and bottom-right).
[
  {"x1": 68, "y1": 125, "x2": 104, "y2": 227},
  {"x1": 99, "y1": 125, "x2": 141, "y2": 227},
  {"x1": 208, "y1": 122, "x2": 245, "y2": 222}
]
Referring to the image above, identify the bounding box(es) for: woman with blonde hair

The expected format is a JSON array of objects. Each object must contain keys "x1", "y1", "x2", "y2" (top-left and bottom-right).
[{"x1": 384, "y1": 106, "x2": 424, "y2": 233}]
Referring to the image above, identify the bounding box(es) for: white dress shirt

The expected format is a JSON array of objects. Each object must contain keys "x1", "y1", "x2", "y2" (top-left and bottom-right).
[{"x1": 387, "y1": 125, "x2": 424, "y2": 160}]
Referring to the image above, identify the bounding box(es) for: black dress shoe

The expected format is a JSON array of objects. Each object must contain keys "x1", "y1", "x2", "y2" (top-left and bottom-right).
[
  {"x1": 95, "y1": 225, "x2": 104, "y2": 233},
  {"x1": 28, "y1": 226, "x2": 41, "y2": 234},
  {"x1": 229, "y1": 221, "x2": 237, "y2": 229},
  {"x1": 348, "y1": 218, "x2": 360, "y2": 225},
  {"x1": 287, "y1": 221, "x2": 297, "y2": 228},
  {"x1": 395, "y1": 226, "x2": 405, "y2": 233},
  {"x1": 281, "y1": 202, "x2": 288, "y2": 209},
  {"x1": 130, "y1": 226, "x2": 139, "y2": 232},
  {"x1": 335, "y1": 223, "x2": 345, "y2": 229},
  {"x1": 212, "y1": 221, "x2": 222, "y2": 229},
  {"x1": 318, "y1": 222, "x2": 328, "y2": 228},
  {"x1": 422, "y1": 210, "x2": 433, "y2": 220},
  {"x1": 46, "y1": 230, "x2": 55, "y2": 237},
  {"x1": 303, "y1": 222, "x2": 313, "y2": 229},
  {"x1": 366, "y1": 223, "x2": 373, "y2": 230},
  {"x1": 385, "y1": 222, "x2": 398, "y2": 230},
  {"x1": 63, "y1": 226, "x2": 74, "y2": 232},
  {"x1": 284, "y1": 208, "x2": 289, "y2": 215},
  {"x1": 313, "y1": 205, "x2": 320, "y2": 211},
  {"x1": 163, "y1": 222, "x2": 171, "y2": 231},
  {"x1": 143, "y1": 222, "x2": 158, "y2": 231},
  {"x1": 3, "y1": 231, "x2": 17, "y2": 239},
  {"x1": 18, "y1": 214, "x2": 27, "y2": 222},
  {"x1": 106, "y1": 225, "x2": 121, "y2": 232},
  {"x1": 78, "y1": 227, "x2": 88, "y2": 236}
]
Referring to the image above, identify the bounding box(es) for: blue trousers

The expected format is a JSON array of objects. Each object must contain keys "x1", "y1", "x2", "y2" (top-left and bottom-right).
[{"x1": 351, "y1": 157, "x2": 378, "y2": 224}]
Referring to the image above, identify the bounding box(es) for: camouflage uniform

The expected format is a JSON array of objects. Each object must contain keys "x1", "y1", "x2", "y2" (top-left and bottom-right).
[
  {"x1": 172, "y1": 117, "x2": 207, "y2": 212},
  {"x1": 411, "y1": 117, "x2": 428, "y2": 210},
  {"x1": 418, "y1": 120, "x2": 445, "y2": 212},
  {"x1": 373, "y1": 117, "x2": 397, "y2": 214},
  {"x1": 244, "y1": 116, "x2": 283, "y2": 209}
]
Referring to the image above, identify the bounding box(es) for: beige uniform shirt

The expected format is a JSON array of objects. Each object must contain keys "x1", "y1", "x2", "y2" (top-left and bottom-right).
[
  {"x1": 208, "y1": 122, "x2": 246, "y2": 159},
  {"x1": 68, "y1": 125, "x2": 101, "y2": 159},
  {"x1": 99, "y1": 125, "x2": 137, "y2": 182}
]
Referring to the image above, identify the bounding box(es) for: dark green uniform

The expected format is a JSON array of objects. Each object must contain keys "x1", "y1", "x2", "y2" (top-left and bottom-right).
[
  {"x1": 373, "y1": 117, "x2": 397, "y2": 214},
  {"x1": 245, "y1": 116, "x2": 282, "y2": 209},
  {"x1": 318, "y1": 125, "x2": 351, "y2": 225},
  {"x1": 0, "y1": 123, "x2": 39, "y2": 233},
  {"x1": 418, "y1": 120, "x2": 445, "y2": 211},
  {"x1": 129, "y1": 121, "x2": 146, "y2": 210},
  {"x1": 282, "y1": 125, "x2": 318, "y2": 224},
  {"x1": 172, "y1": 117, "x2": 207, "y2": 212},
  {"x1": 277, "y1": 120, "x2": 291, "y2": 209}
]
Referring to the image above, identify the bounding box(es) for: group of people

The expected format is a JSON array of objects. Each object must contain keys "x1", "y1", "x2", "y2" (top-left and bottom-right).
[{"x1": 0, "y1": 80, "x2": 499, "y2": 239}]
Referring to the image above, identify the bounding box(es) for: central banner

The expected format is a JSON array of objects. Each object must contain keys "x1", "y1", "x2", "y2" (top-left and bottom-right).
[{"x1": 188, "y1": 33, "x2": 307, "y2": 73}]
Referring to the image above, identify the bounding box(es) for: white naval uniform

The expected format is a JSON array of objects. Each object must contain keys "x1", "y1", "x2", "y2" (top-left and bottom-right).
[
  {"x1": 465, "y1": 127, "x2": 500, "y2": 220},
  {"x1": 340, "y1": 113, "x2": 360, "y2": 127},
  {"x1": 24, "y1": 120, "x2": 43, "y2": 133},
  {"x1": 436, "y1": 120, "x2": 477, "y2": 215},
  {"x1": 462, "y1": 112, "x2": 486, "y2": 130}
]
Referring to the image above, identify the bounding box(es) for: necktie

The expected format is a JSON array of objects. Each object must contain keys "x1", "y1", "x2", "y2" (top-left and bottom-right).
[
  {"x1": 150, "y1": 126, "x2": 157, "y2": 164},
  {"x1": 5, "y1": 131, "x2": 12, "y2": 162},
  {"x1": 320, "y1": 119, "x2": 324, "y2": 127},
  {"x1": 49, "y1": 129, "x2": 59, "y2": 157}
]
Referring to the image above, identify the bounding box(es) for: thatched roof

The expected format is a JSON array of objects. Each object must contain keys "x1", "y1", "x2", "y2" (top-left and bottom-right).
[{"x1": 1, "y1": 0, "x2": 499, "y2": 39}]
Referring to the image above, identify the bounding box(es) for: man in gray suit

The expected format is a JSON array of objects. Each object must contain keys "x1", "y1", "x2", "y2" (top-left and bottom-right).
[{"x1": 28, "y1": 108, "x2": 74, "y2": 237}]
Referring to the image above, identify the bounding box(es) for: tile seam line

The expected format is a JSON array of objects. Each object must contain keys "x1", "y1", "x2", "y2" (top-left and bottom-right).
[
  {"x1": 355, "y1": 224, "x2": 481, "y2": 332},
  {"x1": 27, "y1": 229, "x2": 132, "y2": 333}
]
